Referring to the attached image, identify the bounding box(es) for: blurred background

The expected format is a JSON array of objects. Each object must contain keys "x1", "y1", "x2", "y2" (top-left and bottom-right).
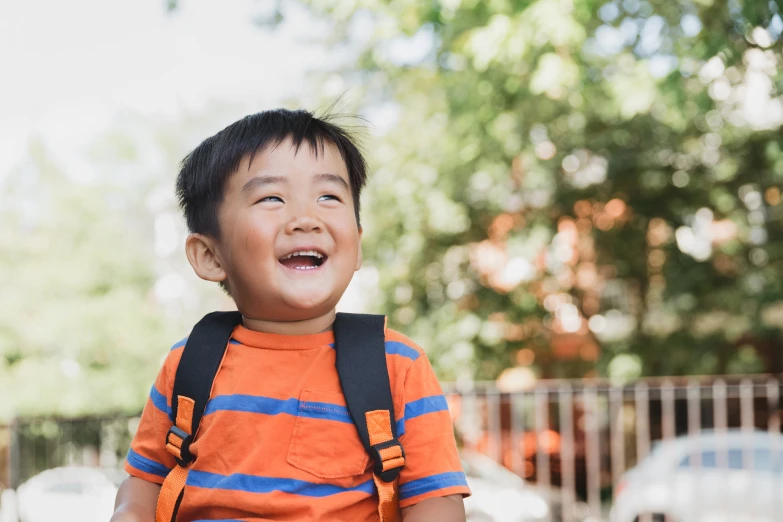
[{"x1": 1, "y1": 0, "x2": 782, "y2": 521}]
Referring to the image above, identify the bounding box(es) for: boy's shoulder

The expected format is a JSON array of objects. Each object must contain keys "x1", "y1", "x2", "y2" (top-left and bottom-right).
[
  {"x1": 162, "y1": 325, "x2": 429, "y2": 371},
  {"x1": 383, "y1": 327, "x2": 427, "y2": 363}
]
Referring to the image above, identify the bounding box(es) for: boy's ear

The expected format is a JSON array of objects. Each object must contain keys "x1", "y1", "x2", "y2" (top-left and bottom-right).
[
  {"x1": 354, "y1": 227, "x2": 363, "y2": 271},
  {"x1": 185, "y1": 233, "x2": 228, "y2": 283}
]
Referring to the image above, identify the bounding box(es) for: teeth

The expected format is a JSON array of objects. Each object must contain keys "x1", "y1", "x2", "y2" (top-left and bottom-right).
[{"x1": 281, "y1": 250, "x2": 324, "y2": 260}]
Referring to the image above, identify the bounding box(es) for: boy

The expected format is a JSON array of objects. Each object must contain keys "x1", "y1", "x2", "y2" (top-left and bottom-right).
[{"x1": 111, "y1": 109, "x2": 470, "y2": 521}]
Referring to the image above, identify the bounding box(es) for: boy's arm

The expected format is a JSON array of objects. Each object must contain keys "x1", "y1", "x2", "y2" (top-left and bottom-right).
[
  {"x1": 391, "y1": 337, "x2": 471, "y2": 512},
  {"x1": 115, "y1": 340, "x2": 183, "y2": 521},
  {"x1": 110, "y1": 476, "x2": 161, "y2": 522},
  {"x1": 401, "y1": 494, "x2": 466, "y2": 521}
]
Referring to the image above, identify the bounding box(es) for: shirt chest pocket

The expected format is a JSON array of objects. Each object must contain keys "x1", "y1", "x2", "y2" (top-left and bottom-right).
[{"x1": 287, "y1": 389, "x2": 370, "y2": 479}]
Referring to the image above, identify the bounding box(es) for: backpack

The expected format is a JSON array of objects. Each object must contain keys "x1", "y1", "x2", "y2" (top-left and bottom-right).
[{"x1": 155, "y1": 311, "x2": 405, "y2": 522}]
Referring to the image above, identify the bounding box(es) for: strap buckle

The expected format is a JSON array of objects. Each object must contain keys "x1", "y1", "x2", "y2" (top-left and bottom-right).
[
  {"x1": 370, "y1": 439, "x2": 405, "y2": 482},
  {"x1": 166, "y1": 425, "x2": 194, "y2": 467}
]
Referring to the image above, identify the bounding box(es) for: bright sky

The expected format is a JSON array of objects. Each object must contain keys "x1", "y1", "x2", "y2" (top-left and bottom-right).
[
  {"x1": 0, "y1": 0, "x2": 330, "y2": 175},
  {"x1": 0, "y1": 0, "x2": 382, "y2": 311}
]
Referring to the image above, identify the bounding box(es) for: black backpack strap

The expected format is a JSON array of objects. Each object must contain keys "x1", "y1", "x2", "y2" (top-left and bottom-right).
[
  {"x1": 157, "y1": 311, "x2": 243, "y2": 522},
  {"x1": 169, "y1": 310, "x2": 243, "y2": 465},
  {"x1": 334, "y1": 313, "x2": 405, "y2": 483}
]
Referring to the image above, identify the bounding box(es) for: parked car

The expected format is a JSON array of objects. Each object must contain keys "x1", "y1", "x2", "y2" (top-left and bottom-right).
[
  {"x1": 611, "y1": 429, "x2": 783, "y2": 522},
  {"x1": 17, "y1": 466, "x2": 118, "y2": 522},
  {"x1": 462, "y1": 451, "x2": 589, "y2": 522}
]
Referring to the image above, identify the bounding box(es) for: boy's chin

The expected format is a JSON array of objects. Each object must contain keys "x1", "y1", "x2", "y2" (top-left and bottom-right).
[
  {"x1": 236, "y1": 287, "x2": 345, "y2": 321},
  {"x1": 281, "y1": 284, "x2": 345, "y2": 308},
  {"x1": 266, "y1": 293, "x2": 341, "y2": 319},
  {"x1": 283, "y1": 295, "x2": 338, "y2": 315}
]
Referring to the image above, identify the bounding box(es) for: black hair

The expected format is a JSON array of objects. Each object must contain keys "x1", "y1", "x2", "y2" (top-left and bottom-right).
[{"x1": 176, "y1": 108, "x2": 368, "y2": 240}]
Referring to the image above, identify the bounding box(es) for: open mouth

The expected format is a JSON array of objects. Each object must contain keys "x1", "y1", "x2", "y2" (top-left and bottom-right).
[{"x1": 279, "y1": 250, "x2": 327, "y2": 270}]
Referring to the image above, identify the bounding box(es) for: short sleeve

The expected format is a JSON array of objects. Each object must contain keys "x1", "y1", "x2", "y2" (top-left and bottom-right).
[
  {"x1": 124, "y1": 340, "x2": 184, "y2": 484},
  {"x1": 397, "y1": 352, "x2": 471, "y2": 508}
]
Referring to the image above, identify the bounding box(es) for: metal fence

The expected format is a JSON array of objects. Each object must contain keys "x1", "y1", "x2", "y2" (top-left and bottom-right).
[
  {"x1": 445, "y1": 374, "x2": 783, "y2": 521},
  {"x1": 4, "y1": 415, "x2": 137, "y2": 489},
  {"x1": 2, "y1": 374, "x2": 782, "y2": 520}
]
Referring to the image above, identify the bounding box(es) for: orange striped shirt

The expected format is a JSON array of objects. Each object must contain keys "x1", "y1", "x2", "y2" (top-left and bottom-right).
[{"x1": 125, "y1": 324, "x2": 470, "y2": 520}]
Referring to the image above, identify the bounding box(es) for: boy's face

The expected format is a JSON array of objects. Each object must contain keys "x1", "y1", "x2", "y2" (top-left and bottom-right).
[{"x1": 210, "y1": 138, "x2": 362, "y2": 322}]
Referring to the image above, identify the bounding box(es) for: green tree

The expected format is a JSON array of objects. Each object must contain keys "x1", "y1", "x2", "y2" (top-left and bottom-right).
[
  {"x1": 300, "y1": 0, "x2": 783, "y2": 380},
  {"x1": 0, "y1": 109, "x2": 246, "y2": 418},
  {"x1": 0, "y1": 139, "x2": 180, "y2": 417}
]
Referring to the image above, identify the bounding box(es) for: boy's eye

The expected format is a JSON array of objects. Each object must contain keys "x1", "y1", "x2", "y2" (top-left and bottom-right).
[
  {"x1": 319, "y1": 194, "x2": 340, "y2": 202},
  {"x1": 258, "y1": 196, "x2": 283, "y2": 204}
]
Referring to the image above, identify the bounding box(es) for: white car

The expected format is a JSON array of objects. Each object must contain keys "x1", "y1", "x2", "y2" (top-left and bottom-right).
[
  {"x1": 462, "y1": 451, "x2": 588, "y2": 522},
  {"x1": 611, "y1": 430, "x2": 783, "y2": 522},
  {"x1": 16, "y1": 466, "x2": 118, "y2": 522}
]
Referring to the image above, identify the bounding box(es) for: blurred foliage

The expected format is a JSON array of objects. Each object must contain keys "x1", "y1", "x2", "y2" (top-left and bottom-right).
[
  {"x1": 0, "y1": 139, "x2": 176, "y2": 418},
  {"x1": 301, "y1": 0, "x2": 783, "y2": 381},
  {"x1": 5, "y1": 0, "x2": 783, "y2": 419},
  {"x1": 0, "y1": 111, "x2": 233, "y2": 418}
]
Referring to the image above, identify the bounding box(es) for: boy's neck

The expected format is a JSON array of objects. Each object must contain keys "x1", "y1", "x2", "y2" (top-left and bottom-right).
[{"x1": 241, "y1": 310, "x2": 336, "y2": 335}]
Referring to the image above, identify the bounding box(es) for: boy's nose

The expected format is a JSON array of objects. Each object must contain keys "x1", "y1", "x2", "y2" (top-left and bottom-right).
[{"x1": 285, "y1": 212, "x2": 323, "y2": 234}]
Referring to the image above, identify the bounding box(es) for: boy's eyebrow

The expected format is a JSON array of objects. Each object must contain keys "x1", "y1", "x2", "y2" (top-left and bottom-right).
[
  {"x1": 241, "y1": 173, "x2": 349, "y2": 195},
  {"x1": 314, "y1": 173, "x2": 350, "y2": 191},
  {"x1": 241, "y1": 175, "x2": 287, "y2": 194}
]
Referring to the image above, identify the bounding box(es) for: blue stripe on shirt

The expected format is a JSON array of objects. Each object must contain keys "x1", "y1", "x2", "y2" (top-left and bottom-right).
[
  {"x1": 298, "y1": 400, "x2": 353, "y2": 423},
  {"x1": 187, "y1": 470, "x2": 376, "y2": 497},
  {"x1": 203, "y1": 394, "x2": 411, "y2": 435},
  {"x1": 399, "y1": 471, "x2": 469, "y2": 500},
  {"x1": 326, "y1": 341, "x2": 420, "y2": 361},
  {"x1": 405, "y1": 395, "x2": 449, "y2": 420},
  {"x1": 204, "y1": 394, "x2": 409, "y2": 435},
  {"x1": 149, "y1": 385, "x2": 172, "y2": 420},
  {"x1": 384, "y1": 341, "x2": 420, "y2": 361},
  {"x1": 126, "y1": 449, "x2": 171, "y2": 478},
  {"x1": 205, "y1": 395, "x2": 300, "y2": 417},
  {"x1": 204, "y1": 395, "x2": 354, "y2": 425}
]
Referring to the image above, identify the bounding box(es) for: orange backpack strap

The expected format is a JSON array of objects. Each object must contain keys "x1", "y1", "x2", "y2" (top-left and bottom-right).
[
  {"x1": 335, "y1": 313, "x2": 404, "y2": 522},
  {"x1": 156, "y1": 311, "x2": 243, "y2": 522}
]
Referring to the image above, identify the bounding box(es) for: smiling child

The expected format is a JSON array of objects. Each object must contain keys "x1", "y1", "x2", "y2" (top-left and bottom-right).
[{"x1": 111, "y1": 109, "x2": 470, "y2": 521}]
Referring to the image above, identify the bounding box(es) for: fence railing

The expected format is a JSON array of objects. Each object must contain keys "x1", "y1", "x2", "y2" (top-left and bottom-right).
[
  {"x1": 3, "y1": 414, "x2": 137, "y2": 489},
  {"x1": 2, "y1": 375, "x2": 781, "y2": 520},
  {"x1": 444, "y1": 374, "x2": 783, "y2": 521}
]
